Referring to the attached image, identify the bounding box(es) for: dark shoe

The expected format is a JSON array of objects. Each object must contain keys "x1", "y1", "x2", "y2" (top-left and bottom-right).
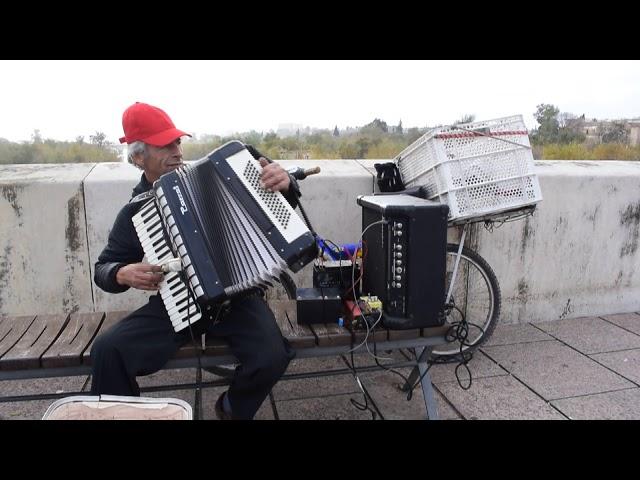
[{"x1": 215, "y1": 391, "x2": 233, "y2": 420}]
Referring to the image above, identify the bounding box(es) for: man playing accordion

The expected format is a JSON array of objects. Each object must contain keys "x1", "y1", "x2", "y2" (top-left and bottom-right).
[{"x1": 91, "y1": 102, "x2": 302, "y2": 420}]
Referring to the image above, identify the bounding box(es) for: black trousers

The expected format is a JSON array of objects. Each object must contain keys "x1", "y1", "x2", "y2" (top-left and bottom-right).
[{"x1": 90, "y1": 292, "x2": 295, "y2": 419}]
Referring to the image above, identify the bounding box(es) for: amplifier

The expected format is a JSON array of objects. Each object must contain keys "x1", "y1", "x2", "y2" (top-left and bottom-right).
[{"x1": 357, "y1": 194, "x2": 449, "y2": 329}]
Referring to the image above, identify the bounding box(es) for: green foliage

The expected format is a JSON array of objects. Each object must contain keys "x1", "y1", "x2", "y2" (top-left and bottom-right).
[
  {"x1": 89, "y1": 131, "x2": 108, "y2": 146},
  {"x1": 361, "y1": 118, "x2": 388, "y2": 135},
  {"x1": 179, "y1": 120, "x2": 429, "y2": 161},
  {"x1": 0, "y1": 139, "x2": 120, "y2": 164},
  {"x1": 539, "y1": 143, "x2": 640, "y2": 160},
  {"x1": 3, "y1": 108, "x2": 637, "y2": 165},
  {"x1": 532, "y1": 103, "x2": 560, "y2": 143}
]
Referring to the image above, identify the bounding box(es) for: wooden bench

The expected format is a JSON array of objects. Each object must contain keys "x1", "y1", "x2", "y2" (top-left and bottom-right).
[{"x1": 0, "y1": 300, "x2": 449, "y2": 419}]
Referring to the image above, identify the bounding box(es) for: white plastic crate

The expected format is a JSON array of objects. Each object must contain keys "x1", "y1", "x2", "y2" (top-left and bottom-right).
[{"x1": 395, "y1": 115, "x2": 542, "y2": 222}]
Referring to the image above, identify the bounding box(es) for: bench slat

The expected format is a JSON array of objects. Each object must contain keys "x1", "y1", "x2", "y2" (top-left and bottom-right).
[
  {"x1": 348, "y1": 322, "x2": 389, "y2": 344},
  {"x1": 271, "y1": 300, "x2": 317, "y2": 349},
  {"x1": 42, "y1": 312, "x2": 105, "y2": 368},
  {"x1": 421, "y1": 325, "x2": 451, "y2": 338},
  {"x1": 0, "y1": 315, "x2": 37, "y2": 361},
  {"x1": 0, "y1": 306, "x2": 448, "y2": 375},
  {"x1": 388, "y1": 328, "x2": 423, "y2": 341},
  {"x1": 82, "y1": 311, "x2": 130, "y2": 365},
  {"x1": 307, "y1": 323, "x2": 352, "y2": 347},
  {"x1": 0, "y1": 314, "x2": 69, "y2": 370}
]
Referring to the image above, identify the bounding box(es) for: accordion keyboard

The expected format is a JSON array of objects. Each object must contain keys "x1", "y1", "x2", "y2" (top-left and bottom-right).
[{"x1": 133, "y1": 199, "x2": 202, "y2": 332}]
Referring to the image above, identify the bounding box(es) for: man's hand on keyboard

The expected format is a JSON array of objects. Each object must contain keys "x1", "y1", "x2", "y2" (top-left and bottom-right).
[
  {"x1": 116, "y1": 263, "x2": 164, "y2": 291},
  {"x1": 259, "y1": 158, "x2": 290, "y2": 193}
]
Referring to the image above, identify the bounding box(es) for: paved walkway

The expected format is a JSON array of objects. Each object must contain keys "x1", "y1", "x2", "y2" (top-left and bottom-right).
[{"x1": 2, "y1": 312, "x2": 640, "y2": 420}]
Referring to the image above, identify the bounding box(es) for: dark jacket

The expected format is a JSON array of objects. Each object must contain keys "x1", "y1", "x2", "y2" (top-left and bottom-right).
[{"x1": 94, "y1": 170, "x2": 301, "y2": 293}]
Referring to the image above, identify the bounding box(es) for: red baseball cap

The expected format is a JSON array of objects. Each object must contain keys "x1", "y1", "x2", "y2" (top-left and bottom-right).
[{"x1": 119, "y1": 102, "x2": 191, "y2": 146}]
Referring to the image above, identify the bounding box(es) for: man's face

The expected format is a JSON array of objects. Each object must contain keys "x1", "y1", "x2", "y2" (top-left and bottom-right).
[{"x1": 137, "y1": 139, "x2": 184, "y2": 183}]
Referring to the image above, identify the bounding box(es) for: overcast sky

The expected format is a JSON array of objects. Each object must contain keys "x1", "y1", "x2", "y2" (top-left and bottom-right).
[{"x1": 1, "y1": 60, "x2": 639, "y2": 144}]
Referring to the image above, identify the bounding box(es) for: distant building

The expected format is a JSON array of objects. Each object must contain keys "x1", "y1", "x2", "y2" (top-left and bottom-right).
[
  {"x1": 581, "y1": 119, "x2": 603, "y2": 144},
  {"x1": 578, "y1": 118, "x2": 640, "y2": 146},
  {"x1": 629, "y1": 120, "x2": 640, "y2": 147},
  {"x1": 276, "y1": 123, "x2": 304, "y2": 137}
]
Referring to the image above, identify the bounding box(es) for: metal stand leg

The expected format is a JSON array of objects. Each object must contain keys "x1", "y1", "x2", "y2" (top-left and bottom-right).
[
  {"x1": 194, "y1": 364, "x2": 202, "y2": 420},
  {"x1": 401, "y1": 347, "x2": 439, "y2": 420},
  {"x1": 193, "y1": 333, "x2": 206, "y2": 420}
]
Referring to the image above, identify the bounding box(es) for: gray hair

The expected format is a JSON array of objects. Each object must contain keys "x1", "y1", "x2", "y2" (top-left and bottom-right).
[{"x1": 127, "y1": 141, "x2": 147, "y2": 167}]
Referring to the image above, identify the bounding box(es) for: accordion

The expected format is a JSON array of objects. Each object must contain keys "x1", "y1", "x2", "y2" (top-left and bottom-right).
[
  {"x1": 132, "y1": 141, "x2": 317, "y2": 331},
  {"x1": 357, "y1": 194, "x2": 449, "y2": 329}
]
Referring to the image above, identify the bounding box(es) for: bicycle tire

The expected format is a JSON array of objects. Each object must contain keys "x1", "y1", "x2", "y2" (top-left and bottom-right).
[
  {"x1": 203, "y1": 271, "x2": 298, "y2": 378},
  {"x1": 431, "y1": 243, "x2": 501, "y2": 358}
]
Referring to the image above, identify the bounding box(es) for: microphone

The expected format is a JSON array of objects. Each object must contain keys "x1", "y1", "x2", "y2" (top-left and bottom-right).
[{"x1": 287, "y1": 166, "x2": 321, "y2": 180}]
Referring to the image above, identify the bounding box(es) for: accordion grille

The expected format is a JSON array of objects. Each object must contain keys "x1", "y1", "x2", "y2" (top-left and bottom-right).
[{"x1": 242, "y1": 160, "x2": 291, "y2": 229}]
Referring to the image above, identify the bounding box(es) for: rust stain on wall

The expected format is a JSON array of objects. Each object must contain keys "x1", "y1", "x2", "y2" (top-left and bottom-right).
[
  {"x1": 1, "y1": 185, "x2": 23, "y2": 217},
  {"x1": 553, "y1": 216, "x2": 567, "y2": 234},
  {"x1": 516, "y1": 279, "x2": 529, "y2": 304},
  {"x1": 585, "y1": 205, "x2": 600, "y2": 224},
  {"x1": 0, "y1": 244, "x2": 12, "y2": 311},
  {"x1": 619, "y1": 202, "x2": 640, "y2": 257},
  {"x1": 559, "y1": 298, "x2": 572, "y2": 319},
  {"x1": 65, "y1": 193, "x2": 82, "y2": 252},
  {"x1": 520, "y1": 217, "x2": 534, "y2": 260}
]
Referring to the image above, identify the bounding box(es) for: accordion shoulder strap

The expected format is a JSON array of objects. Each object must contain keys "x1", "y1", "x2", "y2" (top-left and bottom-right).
[{"x1": 129, "y1": 190, "x2": 154, "y2": 204}]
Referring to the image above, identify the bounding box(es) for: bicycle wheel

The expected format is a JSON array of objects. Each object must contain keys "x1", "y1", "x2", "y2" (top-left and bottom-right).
[{"x1": 431, "y1": 244, "x2": 501, "y2": 358}]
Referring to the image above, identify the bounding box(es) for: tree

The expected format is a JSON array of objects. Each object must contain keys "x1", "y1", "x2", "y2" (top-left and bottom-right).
[
  {"x1": 406, "y1": 127, "x2": 423, "y2": 144},
  {"x1": 361, "y1": 119, "x2": 388, "y2": 138},
  {"x1": 89, "y1": 131, "x2": 108, "y2": 147},
  {"x1": 454, "y1": 114, "x2": 475, "y2": 125},
  {"x1": 599, "y1": 121, "x2": 628, "y2": 143},
  {"x1": 31, "y1": 129, "x2": 43, "y2": 144},
  {"x1": 333, "y1": 125, "x2": 339, "y2": 137},
  {"x1": 396, "y1": 119, "x2": 403, "y2": 135},
  {"x1": 240, "y1": 130, "x2": 263, "y2": 146},
  {"x1": 533, "y1": 104, "x2": 560, "y2": 143},
  {"x1": 556, "y1": 112, "x2": 586, "y2": 143}
]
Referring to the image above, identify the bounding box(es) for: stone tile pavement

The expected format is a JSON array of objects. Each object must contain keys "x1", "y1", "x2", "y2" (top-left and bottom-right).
[{"x1": 1, "y1": 312, "x2": 639, "y2": 420}]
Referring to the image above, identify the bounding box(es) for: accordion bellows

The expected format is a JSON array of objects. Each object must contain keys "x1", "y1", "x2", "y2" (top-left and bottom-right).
[{"x1": 133, "y1": 141, "x2": 317, "y2": 331}]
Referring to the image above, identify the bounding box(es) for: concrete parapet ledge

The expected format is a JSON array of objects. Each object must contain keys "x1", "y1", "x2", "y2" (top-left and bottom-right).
[{"x1": 1, "y1": 159, "x2": 639, "y2": 323}]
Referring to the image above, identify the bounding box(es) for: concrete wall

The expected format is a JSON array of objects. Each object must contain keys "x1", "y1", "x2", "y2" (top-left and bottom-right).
[
  {"x1": 471, "y1": 160, "x2": 640, "y2": 323},
  {"x1": 1, "y1": 160, "x2": 638, "y2": 323},
  {"x1": 83, "y1": 163, "x2": 154, "y2": 313},
  {"x1": 0, "y1": 164, "x2": 96, "y2": 315}
]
